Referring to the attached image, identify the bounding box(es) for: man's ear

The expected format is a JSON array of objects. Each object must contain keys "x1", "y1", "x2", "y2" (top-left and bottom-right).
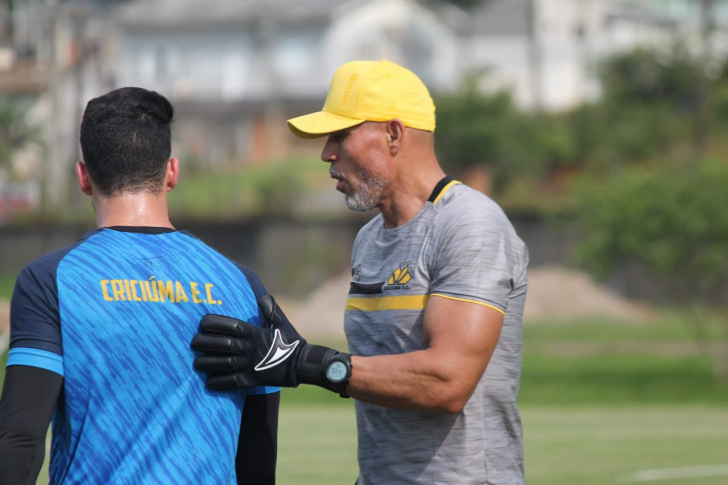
[
  {"x1": 165, "y1": 158, "x2": 180, "y2": 192},
  {"x1": 76, "y1": 161, "x2": 93, "y2": 196},
  {"x1": 386, "y1": 119, "x2": 406, "y2": 156}
]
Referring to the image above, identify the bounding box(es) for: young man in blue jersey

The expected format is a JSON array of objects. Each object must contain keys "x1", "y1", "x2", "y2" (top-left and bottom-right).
[{"x1": 0, "y1": 87, "x2": 279, "y2": 484}]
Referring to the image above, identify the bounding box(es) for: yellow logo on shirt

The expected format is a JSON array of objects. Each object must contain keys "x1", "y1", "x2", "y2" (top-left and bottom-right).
[
  {"x1": 383, "y1": 263, "x2": 412, "y2": 290},
  {"x1": 99, "y1": 277, "x2": 223, "y2": 305}
]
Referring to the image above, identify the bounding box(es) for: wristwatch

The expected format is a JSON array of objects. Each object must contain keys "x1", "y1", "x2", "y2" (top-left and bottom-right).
[
  {"x1": 296, "y1": 345, "x2": 353, "y2": 397},
  {"x1": 325, "y1": 354, "x2": 352, "y2": 398}
]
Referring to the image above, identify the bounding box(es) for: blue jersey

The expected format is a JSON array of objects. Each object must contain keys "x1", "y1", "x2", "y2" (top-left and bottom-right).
[{"x1": 7, "y1": 227, "x2": 277, "y2": 484}]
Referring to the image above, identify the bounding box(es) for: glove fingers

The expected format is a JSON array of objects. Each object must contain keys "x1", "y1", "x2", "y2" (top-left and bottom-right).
[
  {"x1": 257, "y1": 296, "x2": 276, "y2": 328},
  {"x1": 200, "y1": 314, "x2": 252, "y2": 337},
  {"x1": 194, "y1": 355, "x2": 247, "y2": 372},
  {"x1": 207, "y1": 373, "x2": 253, "y2": 390},
  {"x1": 257, "y1": 296, "x2": 304, "y2": 343},
  {"x1": 191, "y1": 333, "x2": 250, "y2": 354}
]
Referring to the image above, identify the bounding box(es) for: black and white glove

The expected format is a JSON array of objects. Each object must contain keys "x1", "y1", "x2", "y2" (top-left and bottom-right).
[{"x1": 192, "y1": 295, "x2": 352, "y2": 396}]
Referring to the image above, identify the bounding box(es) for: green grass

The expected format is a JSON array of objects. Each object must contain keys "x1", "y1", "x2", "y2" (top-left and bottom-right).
[
  {"x1": 30, "y1": 404, "x2": 728, "y2": 485},
  {"x1": 276, "y1": 404, "x2": 728, "y2": 485},
  {"x1": 3, "y1": 315, "x2": 725, "y2": 484},
  {"x1": 278, "y1": 406, "x2": 358, "y2": 485},
  {"x1": 522, "y1": 317, "x2": 696, "y2": 342},
  {"x1": 520, "y1": 353, "x2": 728, "y2": 405},
  {"x1": 523, "y1": 405, "x2": 728, "y2": 485},
  {"x1": 0, "y1": 273, "x2": 16, "y2": 300}
]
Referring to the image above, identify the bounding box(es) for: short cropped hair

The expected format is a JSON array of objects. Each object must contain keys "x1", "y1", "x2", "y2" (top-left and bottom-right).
[{"x1": 80, "y1": 87, "x2": 174, "y2": 196}]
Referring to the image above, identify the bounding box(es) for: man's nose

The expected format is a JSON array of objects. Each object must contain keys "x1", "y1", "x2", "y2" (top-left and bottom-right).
[{"x1": 321, "y1": 137, "x2": 338, "y2": 163}]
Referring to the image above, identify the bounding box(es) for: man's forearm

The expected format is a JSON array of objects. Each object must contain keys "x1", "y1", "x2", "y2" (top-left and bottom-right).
[{"x1": 347, "y1": 350, "x2": 476, "y2": 414}]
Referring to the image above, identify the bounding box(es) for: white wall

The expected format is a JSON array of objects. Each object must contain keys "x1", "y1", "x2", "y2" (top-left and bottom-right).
[
  {"x1": 118, "y1": 31, "x2": 254, "y2": 101},
  {"x1": 326, "y1": 0, "x2": 461, "y2": 93}
]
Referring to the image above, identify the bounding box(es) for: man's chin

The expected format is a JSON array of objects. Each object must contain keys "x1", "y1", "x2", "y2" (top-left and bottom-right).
[{"x1": 345, "y1": 195, "x2": 377, "y2": 213}]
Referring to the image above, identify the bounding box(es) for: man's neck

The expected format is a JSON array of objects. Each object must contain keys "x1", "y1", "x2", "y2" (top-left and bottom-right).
[
  {"x1": 378, "y1": 167, "x2": 446, "y2": 229},
  {"x1": 93, "y1": 191, "x2": 174, "y2": 229}
]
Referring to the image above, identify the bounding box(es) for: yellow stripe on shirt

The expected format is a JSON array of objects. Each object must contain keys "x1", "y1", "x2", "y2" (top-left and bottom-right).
[
  {"x1": 345, "y1": 295, "x2": 430, "y2": 312},
  {"x1": 432, "y1": 180, "x2": 461, "y2": 205},
  {"x1": 430, "y1": 293, "x2": 506, "y2": 315}
]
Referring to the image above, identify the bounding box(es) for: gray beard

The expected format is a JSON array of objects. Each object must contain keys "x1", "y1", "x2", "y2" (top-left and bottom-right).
[{"x1": 344, "y1": 170, "x2": 387, "y2": 213}]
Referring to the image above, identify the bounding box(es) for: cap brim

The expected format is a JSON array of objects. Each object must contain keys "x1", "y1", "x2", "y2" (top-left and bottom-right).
[{"x1": 287, "y1": 110, "x2": 366, "y2": 139}]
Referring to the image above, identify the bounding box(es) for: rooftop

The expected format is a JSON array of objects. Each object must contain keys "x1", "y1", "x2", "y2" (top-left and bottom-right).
[{"x1": 117, "y1": 0, "x2": 353, "y2": 29}]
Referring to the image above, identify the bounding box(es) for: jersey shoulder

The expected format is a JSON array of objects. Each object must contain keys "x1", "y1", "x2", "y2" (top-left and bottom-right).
[
  {"x1": 10, "y1": 229, "x2": 104, "y2": 358},
  {"x1": 432, "y1": 183, "x2": 528, "y2": 261},
  {"x1": 433, "y1": 183, "x2": 511, "y2": 228},
  {"x1": 18, "y1": 228, "x2": 104, "y2": 290},
  {"x1": 177, "y1": 231, "x2": 268, "y2": 300}
]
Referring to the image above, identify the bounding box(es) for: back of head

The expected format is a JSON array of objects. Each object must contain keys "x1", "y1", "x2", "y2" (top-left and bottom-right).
[{"x1": 80, "y1": 87, "x2": 174, "y2": 196}]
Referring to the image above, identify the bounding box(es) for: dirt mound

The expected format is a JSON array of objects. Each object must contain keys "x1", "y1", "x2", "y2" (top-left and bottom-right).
[
  {"x1": 524, "y1": 265, "x2": 653, "y2": 323},
  {"x1": 276, "y1": 272, "x2": 351, "y2": 340},
  {"x1": 275, "y1": 265, "x2": 653, "y2": 338}
]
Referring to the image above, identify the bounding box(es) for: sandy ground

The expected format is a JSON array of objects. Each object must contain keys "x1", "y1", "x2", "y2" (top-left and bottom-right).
[
  {"x1": 523, "y1": 265, "x2": 654, "y2": 323},
  {"x1": 276, "y1": 272, "x2": 352, "y2": 340},
  {"x1": 278, "y1": 265, "x2": 654, "y2": 338}
]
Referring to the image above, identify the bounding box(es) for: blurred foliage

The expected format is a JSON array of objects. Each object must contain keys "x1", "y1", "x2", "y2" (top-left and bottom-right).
[
  {"x1": 571, "y1": 46, "x2": 728, "y2": 296},
  {"x1": 574, "y1": 162, "x2": 728, "y2": 292},
  {"x1": 598, "y1": 46, "x2": 702, "y2": 107},
  {"x1": 434, "y1": 78, "x2": 579, "y2": 191},
  {"x1": 572, "y1": 162, "x2": 728, "y2": 381},
  {"x1": 568, "y1": 45, "x2": 728, "y2": 381},
  {"x1": 168, "y1": 157, "x2": 324, "y2": 219},
  {"x1": 0, "y1": 96, "x2": 42, "y2": 171},
  {"x1": 434, "y1": 45, "x2": 714, "y2": 210}
]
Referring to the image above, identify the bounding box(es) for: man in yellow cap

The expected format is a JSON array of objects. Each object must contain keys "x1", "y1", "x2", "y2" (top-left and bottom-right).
[{"x1": 193, "y1": 60, "x2": 529, "y2": 485}]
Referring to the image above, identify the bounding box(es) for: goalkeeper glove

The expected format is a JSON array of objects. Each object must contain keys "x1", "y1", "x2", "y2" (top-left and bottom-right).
[{"x1": 191, "y1": 295, "x2": 352, "y2": 397}]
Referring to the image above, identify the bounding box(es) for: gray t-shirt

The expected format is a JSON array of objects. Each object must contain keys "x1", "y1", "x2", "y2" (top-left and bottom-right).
[{"x1": 345, "y1": 181, "x2": 528, "y2": 485}]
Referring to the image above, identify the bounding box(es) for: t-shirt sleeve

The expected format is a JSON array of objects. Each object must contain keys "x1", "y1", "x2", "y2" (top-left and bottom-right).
[
  {"x1": 235, "y1": 264, "x2": 280, "y2": 396},
  {"x1": 429, "y1": 208, "x2": 521, "y2": 315},
  {"x1": 7, "y1": 260, "x2": 64, "y2": 376}
]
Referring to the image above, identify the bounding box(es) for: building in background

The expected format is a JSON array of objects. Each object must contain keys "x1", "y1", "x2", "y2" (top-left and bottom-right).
[
  {"x1": 3, "y1": 0, "x2": 127, "y2": 214},
  {"x1": 1, "y1": 0, "x2": 727, "y2": 216},
  {"x1": 467, "y1": 0, "x2": 728, "y2": 111},
  {"x1": 115, "y1": 0, "x2": 465, "y2": 166}
]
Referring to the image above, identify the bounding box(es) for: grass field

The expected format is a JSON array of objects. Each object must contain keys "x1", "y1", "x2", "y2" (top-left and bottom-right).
[
  {"x1": 275, "y1": 404, "x2": 728, "y2": 485},
  {"x1": 1, "y1": 315, "x2": 725, "y2": 484}
]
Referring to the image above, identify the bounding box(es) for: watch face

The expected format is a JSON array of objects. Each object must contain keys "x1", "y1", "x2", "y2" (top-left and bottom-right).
[{"x1": 326, "y1": 361, "x2": 348, "y2": 383}]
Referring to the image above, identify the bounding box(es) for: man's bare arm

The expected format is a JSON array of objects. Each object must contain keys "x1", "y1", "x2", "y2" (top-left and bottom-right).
[
  {"x1": 192, "y1": 295, "x2": 503, "y2": 414},
  {"x1": 347, "y1": 296, "x2": 504, "y2": 413}
]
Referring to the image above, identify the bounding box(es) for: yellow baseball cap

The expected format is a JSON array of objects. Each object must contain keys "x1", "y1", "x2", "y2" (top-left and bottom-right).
[{"x1": 287, "y1": 59, "x2": 436, "y2": 139}]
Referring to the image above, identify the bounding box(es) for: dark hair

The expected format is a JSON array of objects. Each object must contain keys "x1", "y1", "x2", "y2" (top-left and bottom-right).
[{"x1": 80, "y1": 87, "x2": 174, "y2": 196}]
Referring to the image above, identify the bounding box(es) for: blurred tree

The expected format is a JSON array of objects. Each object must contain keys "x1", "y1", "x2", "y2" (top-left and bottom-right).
[
  {"x1": 434, "y1": 74, "x2": 579, "y2": 191},
  {"x1": 0, "y1": 97, "x2": 41, "y2": 173},
  {"x1": 574, "y1": 162, "x2": 728, "y2": 382},
  {"x1": 434, "y1": 78, "x2": 517, "y2": 175},
  {"x1": 563, "y1": 46, "x2": 705, "y2": 174},
  {"x1": 598, "y1": 46, "x2": 702, "y2": 107}
]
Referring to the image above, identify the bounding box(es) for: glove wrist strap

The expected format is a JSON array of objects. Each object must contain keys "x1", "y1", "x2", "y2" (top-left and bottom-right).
[{"x1": 296, "y1": 344, "x2": 352, "y2": 397}]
